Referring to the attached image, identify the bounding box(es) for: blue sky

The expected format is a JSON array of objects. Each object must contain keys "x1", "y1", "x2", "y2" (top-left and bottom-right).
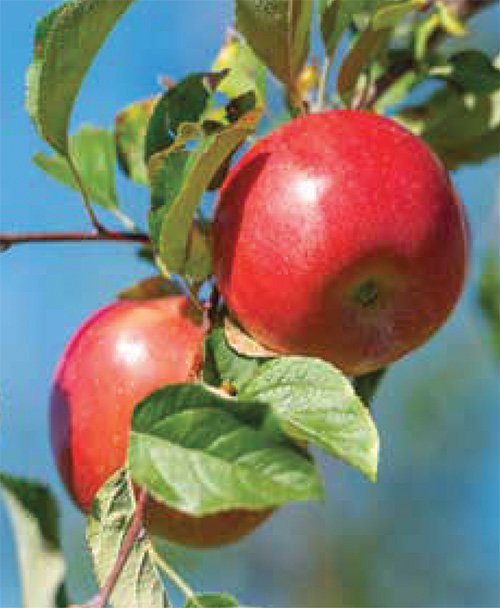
[{"x1": 1, "y1": 1, "x2": 499, "y2": 607}]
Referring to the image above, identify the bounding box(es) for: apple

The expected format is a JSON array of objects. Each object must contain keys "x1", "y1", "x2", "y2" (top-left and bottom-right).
[
  {"x1": 50, "y1": 296, "x2": 271, "y2": 547},
  {"x1": 212, "y1": 110, "x2": 469, "y2": 375}
]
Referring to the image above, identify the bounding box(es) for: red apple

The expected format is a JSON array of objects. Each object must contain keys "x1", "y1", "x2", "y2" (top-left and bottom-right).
[
  {"x1": 50, "y1": 296, "x2": 271, "y2": 547},
  {"x1": 212, "y1": 110, "x2": 469, "y2": 375}
]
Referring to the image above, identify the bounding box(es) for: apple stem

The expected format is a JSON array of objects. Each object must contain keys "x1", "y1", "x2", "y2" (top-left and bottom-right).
[
  {"x1": 0, "y1": 229, "x2": 150, "y2": 251},
  {"x1": 86, "y1": 488, "x2": 149, "y2": 608}
]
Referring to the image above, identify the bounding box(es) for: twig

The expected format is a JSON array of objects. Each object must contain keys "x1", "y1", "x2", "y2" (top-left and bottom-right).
[
  {"x1": 0, "y1": 229, "x2": 150, "y2": 251},
  {"x1": 86, "y1": 489, "x2": 149, "y2": 608}
]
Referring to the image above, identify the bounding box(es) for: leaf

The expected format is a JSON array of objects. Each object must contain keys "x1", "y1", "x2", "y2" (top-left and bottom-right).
[
  {"x1": 151, "y1": 110, "x2": 261, "y2": 279},
  {"x1": 185, "y1": 593, "x2": 239, "y2": 608},
  {"x1": 438, "y1": 50, "x2": 500, "y2": 95},
  {"x1": 87, "y1": 469, "x2": 170, "y2": 608},
  {"x1": 478, "y1": 248, "x2": 500, "y2": 358},
  {"x1": 203, "y1": 327, "x2": 265, "y2": 391},
  {"x1": 212, "y1": 33, "x2": 266, "y2": 104},
  {"x1": 224, "y1": 317, "x2": 280, "y2": 359},
  {"x1": 338, "y1": 25, "x2": 392, "y2": 103},
  {"x1": 436, "y1": 0, "x2": 467, "y2": 37},
  {"x1": 0, "y1": 472, "x2": 67, "y2": 608},
  {"x1": 115, "y1": 97, "x2": 158, "y2": 185},
  {"x1": 398, "y1": 81, "x2": 500, "y2": 169},
  {"x1": 33, "y1": 125, "x2": 118, "y2": 209},
  {"x1": 26, "y1": 0, "x2": 134, "y2": 155},
  {"x1": 118, "y1": 276, "x2": 184, "y2": 301},
  {"x1": 352, "y1": 369, "x2": 387, "y2": 405},
  {"x1": 128, "y1": 383, "x2": 324, "y2": 515},
  {"x1": 372, "y1": 0, "x2": 422, "y2": 30},
  {"x1": 319, "y1": 0, "x2": 388, "y2": 59},
  {"x1": 235, "y1": 0, "x2": 312, "y2": 88},
  {"x1": 240, "y1": 357, "x2": 379, "y2": 482},
  {"x1": 145, "y1": 72, "x2": 227, "y2": 162}
]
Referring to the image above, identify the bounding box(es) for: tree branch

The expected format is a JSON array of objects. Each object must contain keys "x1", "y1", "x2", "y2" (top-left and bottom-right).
[{"x1": 0, "y1": 229, "x2": 150, "y2": 251}]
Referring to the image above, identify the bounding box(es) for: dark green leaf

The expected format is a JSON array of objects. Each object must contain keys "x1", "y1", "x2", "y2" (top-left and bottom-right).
[
  {"x1": 149, "y1": 111, "x2": 260, "y2": 279},
  {"x1": 352, "y1": 369, "x2": 387, "y2": 405},
  {"x1": 26, "y1": 0, "x2": 134, "y2": 155},
  {"x1": 235, "y1": 0, "x2": 312, "y2": 88},
  {"x1": 338, "y1": 25, "x2": 392, "y2": 103},
  {"x1": 240, "y1": 357, "x2": 379, "y2": 481},
  {"x1": 203, "y1": 327, "x2": 266, "y2": 391},
  {"x1": 185, "y1": 593, "x2": 239, "y2": 608},
  {"x1": 438, "y1": 50, "x2": 500, "y2": 95},
  {"x1": 398, "y1": 81, "x2": 500, "y2": 169},
  {"x1": 115, "y1": 97, "x2": 158, "y2": 185},
  {"x1": 212, "y1": 34, "x2": 266, "y2": 104},
  {"x1": 87, "y1": 469, "x2": 170, "y2": 608},
  {"x1": 128, "y1": 383, "x2": 324, "y2": 515},
  {"x1": 144, "y1": 72, "x2": 227, "y2": 162},
  {"x1": 319, "y1": 0, "x2": 389, "y2": 59},
  {"x1": 478, "y1": 248, "x2": 500, "y2": 358},
  {"x1": 33, "y1": 125, "x2": 118, "y2": 209},
  {"x1": 0, "y1": 472, "x2": 67, "y2": 608}
]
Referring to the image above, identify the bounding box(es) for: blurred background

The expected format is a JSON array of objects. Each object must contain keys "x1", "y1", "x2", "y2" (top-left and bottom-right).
[{"x1": 0, "y1": 1, "x2": 498, "y2": 606}]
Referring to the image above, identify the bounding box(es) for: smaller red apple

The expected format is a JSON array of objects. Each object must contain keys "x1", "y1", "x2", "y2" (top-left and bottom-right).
[{"x1": 50, "y1": 296, "x2": 271, "y2": 547}]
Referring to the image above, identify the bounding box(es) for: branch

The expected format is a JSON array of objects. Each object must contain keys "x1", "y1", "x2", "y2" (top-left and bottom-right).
[
  {"x1": 361, "y1": 0, "x2": 496, "y2": 109},
  {"x1": 0, "y1": 229, "x2": 150, "y2": 251},
  {"x1": 85, "y1": 489, "x2": 149, "y2": 608}
]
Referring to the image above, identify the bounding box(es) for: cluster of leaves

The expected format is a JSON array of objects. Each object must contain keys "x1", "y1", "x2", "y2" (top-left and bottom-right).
[{"x1": 2, "y1": 0, "x2": 499, "y2": 607}]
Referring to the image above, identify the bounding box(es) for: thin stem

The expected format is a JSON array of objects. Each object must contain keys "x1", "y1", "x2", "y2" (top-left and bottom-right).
[
  {"x1": 89, "y1": 489, "x2": 149, "y2": 608},
  {"x1": 315, "y1": 54, "x2": 333, "y2": 112},
  {"x1": 150, "y1": 546, "x2": 200, "y2": 606},
  {"x1": 66, "y1": 154, "x2": 105, "y2": 232},
  {"x1": 0, "y1": 229, "x2": 150, "y2": 251}
]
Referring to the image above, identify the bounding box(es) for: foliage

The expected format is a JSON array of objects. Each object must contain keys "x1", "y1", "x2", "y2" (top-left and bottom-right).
[{"x1": 2, "y1": 0, "x2": 499, "y2": 606}]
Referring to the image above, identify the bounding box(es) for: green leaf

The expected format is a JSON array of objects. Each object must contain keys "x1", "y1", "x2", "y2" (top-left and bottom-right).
[
  {"x1": 436, "y1": 0, "x2": 467, "y2": 37},
  {"x1": 240, "y1": 357, "x2": 379, "y2": 482},
  {"x1": 212, "y1": 34, "x2": 266, "y2": 104},
  {"x1": 115, "y1": 97, "x2": 158, "y2": 185},
  {"x1": 372, "y1": 0, "x2": 422, "y2": 30},
  {"x1": 436, "y1": 50, "x2": 500, "y2": 95},
  {"x1": 398, "y1": 81, "x2": 500, "y2": 169},
  {"x1": 352, "y1": 369, "x2": 387, "y2": 405},
  {"x1": 185, "y1": 593, "x2": 239, "y2": 608},
  {"x1": 118, "y1": 276, "x2": 183, "y2": 301},
  {"x1": 87, "y1": 469, "x2": 170, "y2": 608},
  {"x1": 150, "y1": 110, "x2": 261, "y2": 279},
  {"x1": 478, "y1": 248, "x2": 500, "y2": 358},
  {"x1": 235, "y1": 0, "x2": 312, "y2": 88},
  {"x1": 145, "y1": 73, "x2": 227, "y2": 162},
  {"x1": 26, "y1": 0, "x2": 134, "y2": 155},
  {"x1": 319, "y1": 0, "x2": 389, "y2": 59},
  {"x1": 128, "y1": 383, "x2": 324, "y2": 516},
  {"x1": 33, "y1": 125, "x2": 118, "y2": 209},
  {"x1": 338, "y1": 25, "x2": 392, "y2": 103},
  {"x1": 203, "y1": 327, "x2": 266, "y2": 391},
  {"x1": 0, "y1": 472, "x2": 67, "y2": 608}
]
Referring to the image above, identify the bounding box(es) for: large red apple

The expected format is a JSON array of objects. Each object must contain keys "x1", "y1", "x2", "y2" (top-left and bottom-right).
[
  {"x1": 213, "y1": 110, "x2": 468, "y2": 374},
  {"x1": 50, "y1": 296, "x2": 271, "y2": 547}
]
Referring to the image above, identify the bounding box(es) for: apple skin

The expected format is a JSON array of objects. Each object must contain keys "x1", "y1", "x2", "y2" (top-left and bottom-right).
[
  {"x1": 50, "y1": 296, "x2": 271, "y2": 547},
  {"x1": 212, "y1": 110, "x2": 469, "y2": 375}
]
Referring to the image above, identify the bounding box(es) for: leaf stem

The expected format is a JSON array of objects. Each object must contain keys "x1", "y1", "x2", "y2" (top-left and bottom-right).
[
  {"x1": 66, "y1": 154, "x2": 106, "y2": 232},
  {"x1": 150, "y1": 546, "x2": 201, "y2": 607},
  {"x1": 315, "y1": 54, "x2": 333, "y2": 112},
  {"x1": 0, "y1": 229, "x2": 150, "y2": 251}
]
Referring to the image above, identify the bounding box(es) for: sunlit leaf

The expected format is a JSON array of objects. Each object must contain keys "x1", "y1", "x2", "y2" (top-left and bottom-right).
[
  {"x1": 118, "y1": 276, "x2": 183, "y2": 300},
  {"x1": 184, "y1": 593, "x2": 239, "y2": 608},
  {"x1": 240, "y1": 357, "x2": 379, "y2": 481},
  {"x1": 129, "y1": 383, "x2": 324, "y2": 515},
  {"x1": 33, "y1": 125, "x2": 118, "y2": 209},
  {"x1": 115, "y1": 97, "x2": 158, "y2": 185},
  {"x1": 0, "y1": 472, "x2": 67, "y2": 608},
  {"x1": 87, "y1": 469, "x2": 169, "y2": 608},
  {"x1": 372, "y1": 0, "x2": 423, "y2": 30},
  {"x1": 26, "y1": 0, "x2": 134, "y2": 155}
]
